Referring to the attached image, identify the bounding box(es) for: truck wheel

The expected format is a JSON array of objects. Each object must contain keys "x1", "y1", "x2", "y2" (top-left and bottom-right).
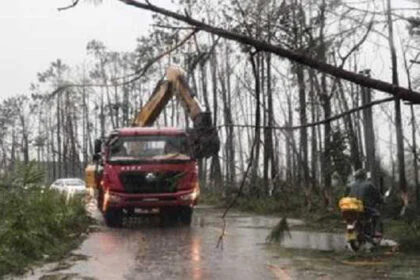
[
  {"x1": 104, "y1": 207, "x2": 123, "y2": 228},
  {"x1": 179, "y1": 207, "x2": 193, "y2": 225},
  {"x1": 97, "y1": 188, "x2": 104, "y2": 211},
  {"x1": 125, "y1": 208, "x2": 135, "y2": 217},
  {"x1": 159, "y1": 208, "x2": 177, "y2": 226}
]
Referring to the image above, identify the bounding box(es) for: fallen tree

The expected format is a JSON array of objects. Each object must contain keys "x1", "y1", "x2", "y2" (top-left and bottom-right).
[{"x1": 117, "y1": 0, "x2": 420, "y2": 104}]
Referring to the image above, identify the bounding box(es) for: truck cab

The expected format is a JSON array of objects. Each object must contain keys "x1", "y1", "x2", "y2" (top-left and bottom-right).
[
  {"x1": 85, "y1": 66, "x2": 218, "y2": 227},
  {"x1": 95, "y1": 127, "x2": 199, "y2": 227}
]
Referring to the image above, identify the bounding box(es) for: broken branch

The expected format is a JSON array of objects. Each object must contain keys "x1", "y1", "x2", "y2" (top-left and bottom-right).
[
  {"x1": 58, "y1": 0, "x2": 80, "y2": 11},
  {"x1": 217, "y1": 96, "x2": 394, "y2": 131},
  {"x1": 119, "y1": 0, "x2": 420, "y2": 104}
]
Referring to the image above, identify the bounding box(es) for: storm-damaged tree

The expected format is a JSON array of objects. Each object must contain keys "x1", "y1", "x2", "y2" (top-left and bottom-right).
[
  {"x1": 51, "y1": 0, "x2": 420, "y2": 214},
  {"x1": 38, "y1": 59, "x2": 69, "y2": 178}
]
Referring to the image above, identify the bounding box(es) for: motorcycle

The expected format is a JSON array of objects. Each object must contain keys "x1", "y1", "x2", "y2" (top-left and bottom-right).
[{"x1": 338, "y1": 189, "x2": 390, "y2": 252}]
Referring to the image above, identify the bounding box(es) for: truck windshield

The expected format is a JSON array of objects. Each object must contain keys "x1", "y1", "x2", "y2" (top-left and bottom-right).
[{"x1": 108, "y1": 135, "x2": 189, "y2": 162}]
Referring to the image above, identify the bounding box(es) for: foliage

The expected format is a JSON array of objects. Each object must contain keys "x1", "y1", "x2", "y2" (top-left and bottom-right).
[
  {"x1": 385, "y1": 217, "x2": 420, "y2": 253},
  {"x1": 329, "y1": 128, "x2": 352, "y2": 183},
  {"x1": 11, "y1": 161, "x2": 45, "y2": 188},
  {"x1": 231, "y1": 184, "x2": 305, "y2": 215},
  {"x1": 0, "y1": 164, "x2": 91, "y2": 276}
]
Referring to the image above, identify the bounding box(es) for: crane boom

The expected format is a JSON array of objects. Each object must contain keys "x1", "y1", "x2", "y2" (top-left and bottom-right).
[
  {"x1": 132, "y1": 80, "x2": 172, "y2": 127},
  {"x1": 132, "y1": 66, "x2": 219, "y2": 159}
]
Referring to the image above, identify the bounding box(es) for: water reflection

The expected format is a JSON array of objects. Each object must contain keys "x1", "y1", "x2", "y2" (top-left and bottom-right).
[
  {"x1": 72, "y1": 230, "x2": 141, "y2": 279},
  {"x1": 19, "y1": 207, "x2": 329, "y2": 280},
  {"x1": 189, "y1": 236, "x2": 203, "y2": 280},
  {"x1": 281, "y1": 230, "x2": 345, "y2": 251}
]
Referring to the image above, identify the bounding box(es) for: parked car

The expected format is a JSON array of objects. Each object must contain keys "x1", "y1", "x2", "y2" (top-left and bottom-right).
[{"x1": 50, "y1": 178, "x2": 86, "y2": 194}]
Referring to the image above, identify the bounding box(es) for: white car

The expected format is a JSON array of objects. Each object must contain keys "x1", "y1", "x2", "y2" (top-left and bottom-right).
[{"x1": 50, "y1": 178, "x2": 86, "y2": 194}]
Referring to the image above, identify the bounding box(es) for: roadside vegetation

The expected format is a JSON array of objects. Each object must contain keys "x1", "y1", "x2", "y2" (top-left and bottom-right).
[{"x1": 0, "y1": 163, "x2": 91, "y2": 277}]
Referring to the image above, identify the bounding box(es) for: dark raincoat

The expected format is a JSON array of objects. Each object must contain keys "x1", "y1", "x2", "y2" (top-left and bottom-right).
[{"x1": 345, "y1": 179, "x2": 382, "y2": 209}]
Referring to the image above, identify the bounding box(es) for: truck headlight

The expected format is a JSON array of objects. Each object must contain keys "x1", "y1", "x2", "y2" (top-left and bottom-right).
[
  {"x1": 180, "y1": 189, "x2": 200, "y2": 201},
  {"x1": 105, "y1": 191, "x2": 121, "y2": 203}
]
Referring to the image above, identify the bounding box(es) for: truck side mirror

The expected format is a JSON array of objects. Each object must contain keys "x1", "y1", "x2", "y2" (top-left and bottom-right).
[
  {"x1": 92, "y1": 153, "x2": 101, "y2": 162},
  {"x1": 94, "y1": 139, "x2": 102, "y2": 154},
  {"x1": 93, "y1": 139, "x2": 102, "y2": 162}
]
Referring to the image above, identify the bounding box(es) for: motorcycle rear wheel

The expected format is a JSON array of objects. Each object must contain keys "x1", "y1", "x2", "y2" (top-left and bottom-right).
[{"x1": 349, "y1": 239, "x2": 362, "y2": 252}]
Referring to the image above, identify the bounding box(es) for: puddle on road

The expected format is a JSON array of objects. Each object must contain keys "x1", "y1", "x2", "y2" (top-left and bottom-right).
[
  {"x1": 281, "y1": 230, "x2": 345, "y2": 251},
  {"x1": 207, "y1": 212, "x2": 343, "y2": 252},
  {"x1": 193, "y1": 209, "x2": 344, "y2": 252}
]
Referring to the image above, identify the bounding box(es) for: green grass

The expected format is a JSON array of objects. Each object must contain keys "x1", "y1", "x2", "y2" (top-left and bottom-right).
[
  {"x1": 199, "y1": 189, "x2": 225, "y2": 206},
  {"x1": 200, "y1": 188, "x2": 322, "y2": 218}
]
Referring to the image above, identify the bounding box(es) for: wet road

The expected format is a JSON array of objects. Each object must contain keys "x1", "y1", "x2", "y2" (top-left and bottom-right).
[
  {"x1": 23, "y1": 205, "x2": 306, "y2": 280},
  {"x1": 15, "y1": 202, "x2": 416, "y2": 280}
]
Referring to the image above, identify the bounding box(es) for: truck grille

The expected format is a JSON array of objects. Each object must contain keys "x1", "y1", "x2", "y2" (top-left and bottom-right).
[{"x1": 119, "y1": 172, "x2": 183, "y2": 194}]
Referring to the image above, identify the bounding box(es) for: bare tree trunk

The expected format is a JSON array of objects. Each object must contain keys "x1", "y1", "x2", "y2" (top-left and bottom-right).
[
  {"x1": 100, "y1": 87, "x2": 105, "y2": 139},
  {"x1": 402, "y1": 43, "x2": 419, "y2": 208},
  {"x1": 82, "y1": 83, "x2": 88, "y2": 166},
  {"x1": 387, "y1": 0, "x2": 407, "y2": 206},
  {"x1": 319, "y1": 0, "x2": 332, "y2": 207},
  {"x1": 337, "y1": 80, "x2": 362, "y2": 170},
  {"x1": 286, "y1": 94, "x2": 293, "y2": 185},
  {"x1": 250, "y1": 53, "x2": 261, "y2": 197},
  {"x1": 310, "y1": 76, "x2": 318, "y2": 193},
  {"x1": 122, "y1": 81, "x2": 130, "y2": 127},
  {"x1": 219, "y1": 46, "x2": 232, "y2": 191},
  {"x1": 265, "y1": 53, "x2": 276, "y2": 196},
  {"x1": 56, "y1": 96, "x2": 62, "y2": 178},
  {"x1": 63, "y1": 91, "x2": 70, "y2": 177},
  {"x1": 225, "y1": 44, "x2": 236, "y2": 188},
  {"x1": 360, "y1": 70, "x2": 378, "y2": 186},
  {"x1": 10, "y1": 127, "x2": 16, "y2": 172},
  {"x1": 209, "y1": 42, "x2": 223, "y2": 192},
  {"x1": 296, "y1": 64, "x2": 310, "y2": 202},
  {"x1": 19, "y1": 115, "x2": 29, "y2": 164},
  {"x1": 198, "y1": 59, "x2": 209, "y2": 188}
]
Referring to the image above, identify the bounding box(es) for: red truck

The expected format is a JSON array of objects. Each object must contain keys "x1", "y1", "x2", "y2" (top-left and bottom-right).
[{"x1": 86, "y1": 67, "x2": 219, "y2": 227}]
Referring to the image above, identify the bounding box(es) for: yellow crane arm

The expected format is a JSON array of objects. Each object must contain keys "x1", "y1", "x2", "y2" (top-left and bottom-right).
[
  {"x1": 131, "y1": 80, "x2": 173, "y2": 127},
  {"x1": 166, "y1": 67, "x2": 203, "y2": 120},
  {"x1": 132, "y1": 66, "x2": 219, "y2": 158},
  {"x1": 132, "y1": 66, "x2": 204, "y2": 126}
]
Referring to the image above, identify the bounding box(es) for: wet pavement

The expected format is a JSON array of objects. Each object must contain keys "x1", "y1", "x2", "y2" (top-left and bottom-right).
[{"x1": 10, "y1": 199, "x2": 419, "y2": 280}]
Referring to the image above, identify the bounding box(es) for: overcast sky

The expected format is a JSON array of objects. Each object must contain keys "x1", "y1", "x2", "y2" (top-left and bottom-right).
[
  {"x1": 0, "y1": 0, "x2": 172, "y2": 99},
  {"x1": 0, "y1": 0, "x2": 417, "y2": 100}
]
